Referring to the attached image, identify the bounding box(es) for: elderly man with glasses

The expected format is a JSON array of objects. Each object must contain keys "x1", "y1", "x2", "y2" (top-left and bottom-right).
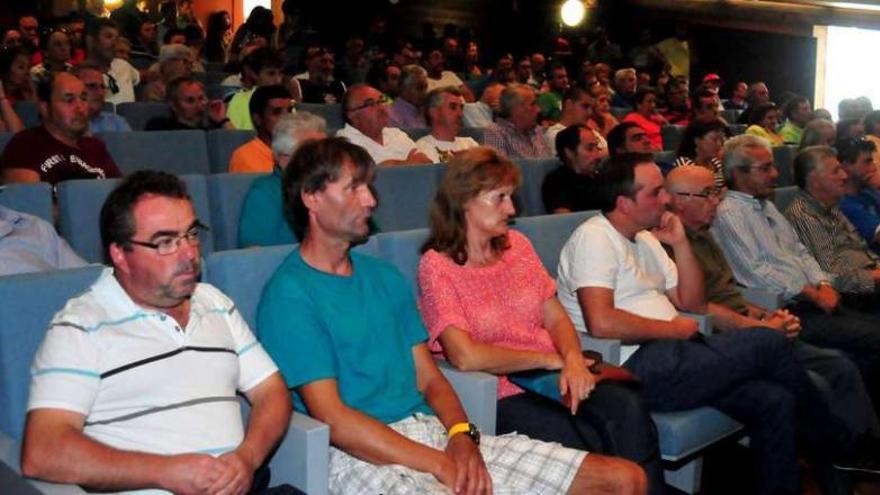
[
  {"x1": 336, "y1": 83, "x2": 432, "y2": 165},
  {"x1": 145, "y1": 76, "x2": 233, "y2": 131}
]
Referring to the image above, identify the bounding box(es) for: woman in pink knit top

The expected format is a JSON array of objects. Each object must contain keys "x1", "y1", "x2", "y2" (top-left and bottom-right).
[{"x1": 417, "y1": 147, "x2": 664, "y2": 494}]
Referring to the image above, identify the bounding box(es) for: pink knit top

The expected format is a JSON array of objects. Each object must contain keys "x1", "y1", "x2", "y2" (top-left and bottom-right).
[{"x1": 418, "y1": 230, "x2": 559, "y2": 398}]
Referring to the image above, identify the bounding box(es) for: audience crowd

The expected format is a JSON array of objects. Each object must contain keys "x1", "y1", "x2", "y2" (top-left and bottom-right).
[{"x1": 3, "y1": 3, "x2": 880, "y2": 494}]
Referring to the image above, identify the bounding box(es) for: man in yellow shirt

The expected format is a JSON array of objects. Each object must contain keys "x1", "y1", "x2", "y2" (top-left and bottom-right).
[{"x1": 229, "y1": 85, "x2": 294, "y2": 173}]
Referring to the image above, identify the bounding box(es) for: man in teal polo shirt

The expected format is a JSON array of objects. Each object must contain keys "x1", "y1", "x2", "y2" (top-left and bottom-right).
[{"x1": 256, "y1": 137, "x2": 645, "y2": 494}]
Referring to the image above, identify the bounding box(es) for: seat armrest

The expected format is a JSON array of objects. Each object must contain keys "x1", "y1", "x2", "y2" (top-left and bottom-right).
[
  {"x1": 680, "y1": 312, "x2": 713, "y2": 335},
  {"x1": 437, "y1": 360, "x2": 498, "y2": 434},
  {"x1": 0, "y1": 432, "x2": 87, "y2": 494},
  {"x1": 740, "y1": 287, "x2": 784, "y2": 311},
  {"x1": 578, "y1": 333, "x2": 622, "y2": 365},
  {"x1": 268, "y1": 413, "x2": 330, "y2": 495}
]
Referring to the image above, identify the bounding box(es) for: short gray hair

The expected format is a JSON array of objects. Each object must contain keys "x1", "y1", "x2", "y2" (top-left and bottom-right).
[
  {"x1": 425, "y1": 86, "x2": 462, "y2": 125},
  {"x1": 614, "y1": 68, "x2": 636, "y2": 83},
  {"x1": 497, "y1": 83, "x2": 533, "y2": 119},
  {"x1": 271, "y1": 111, "x2": 328, "y2": 160},
  {"x1": 399, "y1": 64, "x2": 427, "y2": 92},
  {"x1": 794, "y1": 145, "x2": 836, "y2": 190},
  {"x1": 721, "y1": 134, "x2": 772, "y2": 186},
  {"x1": 798, "y1": 118, "x2": 835, "y2": 150}
]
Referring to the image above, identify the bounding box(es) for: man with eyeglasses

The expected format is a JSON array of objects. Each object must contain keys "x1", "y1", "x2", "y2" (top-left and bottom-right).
[
  {"x1": 337, "y1": 84, "x2": 431, "y2": 165},
  {"x1": 712, "y1": 135, "x2": 880, "y2": 424},
  {"x1": 413, "y1": 86, "x2": 477, "y2": 163},
  {"x1": 85, "y1": 19, "x2": 139, "y2": 105},
  {"x1": 668, "y1": 164, "x2": 880, "y2": 488},
  {"x1": 145, "y1": 76, "x2": 233, "y2": 131},
  {"x1": 21, "y1": 170, "x2": 296, "y2": 494},
  {"x1": 229, "y1": 85, "x2": 294, "y2": 173},
  {"x1": 72, "y1": 63, "x2": 131, "y2": 134},
  {"x1": 0, "y1": 73, "x2": 121, "y2": 185}
]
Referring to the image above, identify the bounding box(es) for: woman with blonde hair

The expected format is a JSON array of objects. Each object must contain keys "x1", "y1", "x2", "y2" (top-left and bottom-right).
[{"x1": 418, "y1": 146, "x2": 662, "y2": 494}]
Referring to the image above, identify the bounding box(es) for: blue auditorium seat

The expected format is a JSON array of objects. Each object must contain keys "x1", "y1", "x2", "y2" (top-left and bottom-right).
[
  {"x1": 57, "y1": 175, "x2": 214, "y2": 263},
  {"x1": 0, "y1": 183, "x2": 53, "y2": 224},
  {"x1": 0, "y1": 132, "x2": 11, "y2": 154},
  {"x1": 206, "y1": 173, "x2": 266, "y2": 251},
  {"x1": 661, "y1": 125, "x2": 686, "y2": 151},
  {"x1": 372, "y1": 163, "x2": 445, "y2": 232},
  {"x1": 206, "y1": 129, "x2": 258, "y2": 174},
  {"x1": 294, "y1": 103, "x2": 343, "y2": 130},
  {"x1": 13, "y1": 102, "x2": 39, "y2": 129},
  {"x1": 773, "y1": 145, "x2": 797, "y2": 187},
  {"x1": 773, "y1": 185, "x2": 799, "y2": 213},
  {"x1": 98, "y1": 130, "x2": 211, "y2": 175},
  {"x1": 115, "y1": 102, "x2": 170, "y2": 131},
  {"x1": 513, "y1": 158, "x2": 562, "y2": 216}
]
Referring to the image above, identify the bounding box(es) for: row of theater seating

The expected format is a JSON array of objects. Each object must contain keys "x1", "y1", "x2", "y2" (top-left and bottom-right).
[
  {"x1": 0, "y1": 153, "x2": 802, "y2": 265},
  {"x1": 0, "y1": 210, "x2": 760, "y2": 494},
  {"x1": 10, "y1": 100, "x2": 741, "y2": 152}
]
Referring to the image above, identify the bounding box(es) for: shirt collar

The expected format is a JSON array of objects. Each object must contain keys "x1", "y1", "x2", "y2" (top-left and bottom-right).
[
  {"x1": 0, "y1": 205, "x2": 22, "y2": 240},
  {"x1": 724, "y1": 189, "x2": 764, "y2": 211}
]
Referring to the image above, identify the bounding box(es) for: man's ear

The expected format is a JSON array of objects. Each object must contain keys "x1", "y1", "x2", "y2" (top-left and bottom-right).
[{"x1": 109, "y1": 242, "x2": 130, "y2": 275}]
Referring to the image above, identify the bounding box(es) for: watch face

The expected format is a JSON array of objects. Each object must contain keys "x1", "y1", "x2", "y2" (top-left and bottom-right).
[{"x1": 468, "y1": 423, "x2": 481, "y2": 445}]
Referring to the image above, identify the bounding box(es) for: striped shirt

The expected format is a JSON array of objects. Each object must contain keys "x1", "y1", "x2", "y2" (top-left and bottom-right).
[
  {"x1": 28, "y1": 268, "x2": 277, "y2": 475},
  {"x1": 783, "y1": 190, "x2": 878, "y2": 294},
  {"x1": 710, "y1": 189, "x2": 832, "y2": 301},
  {"x1": 483, "y1": 118, "x2": 553, "y2": 160}
]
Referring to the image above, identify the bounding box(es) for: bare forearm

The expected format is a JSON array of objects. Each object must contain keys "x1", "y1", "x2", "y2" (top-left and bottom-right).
[
  {"x1": 589, "y1": 308, "x2": 682, "y2": 342},
  {"x1": 668, "y1": 241, "x2": 706, "y2": 312},
  {"x1": 22, "y1": 424, "x2": 171, "y2": 491},
  {"x1": 238, "y1": 378, "x2": 292, "y2": 468},
  {"x1": 449, "y1": 340, "x2": 558, "y2": 374},
  {"x1": 707, "y1": 302, "x2": 760, "y2": 333},
  {"x1": 422, "y1": 374, "x2": 469, "y2": 430},
  {"x1": 0, "y1": 99, "x2": 23, "y2": 133},
  {"x1": 324, "y1": 407, "x2": 444, "y2": 474}
]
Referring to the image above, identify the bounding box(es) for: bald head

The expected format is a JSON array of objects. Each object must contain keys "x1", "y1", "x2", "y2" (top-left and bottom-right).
[{"x1": 666, "y1": 165, "x2": 722, "y2": 231}]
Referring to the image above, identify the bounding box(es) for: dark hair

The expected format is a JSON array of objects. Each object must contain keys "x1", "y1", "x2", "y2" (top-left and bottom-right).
[
  {"x1": 595, "y1": 152, "x2": 655, "y2": 213},
  {"x1": 633, "y1": 85, "x2": 657, "y2": 106},
  {"x1": 422, "y1": 147, "x2": 521, "y2": 264},
  {"x1": 676, "y1": 118, "x2": 728, "y2": 160},
  {"x1": 162, "y1": 27, "x2": 186, "y2": 45},
  {"x1": 249, "y1": 84, "x2": 291, "y2": 118},
  {"x1": 166, "y1": 76, "x2": 200, "y2": 103},
  {"x1": 690, "y1": 87, "x2": 715, "y2": 111},
  {"x1": 863, "y1": 110, "x2": 880, "y2": 135},
  {"x1": 242, "y1": 46, "x2": 282, "y2": 74},
  {"x1": 555, "y1": 124, "x2": 588, "y2": 166},
  {"x1": 87, "y1": 18, "x2": 117, "y2": 39},
  {"x1": 366, "y1": 60, "x2": 393, "y2": 88},
  {"x1": 100, "y1": 170, "x2": 191, "y2": 263},
  {"x1": 836, "y1": 118, "x2": 864, "y2": 142},
  {"x1": 607, "y1": 122, "x2": 641, "y2": 156},
  {"x1": 782, "y1": 95, "x2": 809, "y2": 120},
  {"x1": 36, "y1": 73, "x2": 55, "y2": 102},
  {"x1": 282, "y1": 137, "x2": 376, "y2": 241},
  {"x1": 835, "y1": 136, "x2": 876, "y2": 164},
  {"x1": 204, "y1": 11, "x2": 230, "y2": 63},
  {"x1": 183, "y1": 24, "x2": 204, "y2": 44},
  {"x1": 0, "y1": 46, "x2": 27, "y2": 81},
  {"x1": 562, "y1": 85, "x2": 590, "y2": 105},
  {"x1": 747, "y1": 102, "x2": 777, "y2": 126}
]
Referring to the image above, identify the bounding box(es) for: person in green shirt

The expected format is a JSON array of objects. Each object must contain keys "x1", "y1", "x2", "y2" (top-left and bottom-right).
[
  {"x1": 779, "y1": 96, "x2": 812, "y2": 145},
  {"x1": 536, "y1": 62, "x2": 569, "y2": 123},
  {"x1": 226, "y1": 47, "x2": 283, "y2": 130}
]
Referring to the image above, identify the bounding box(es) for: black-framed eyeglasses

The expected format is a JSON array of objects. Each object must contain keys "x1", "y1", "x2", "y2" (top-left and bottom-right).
[
  {"x1": 675, "y1": 187, "x2": 724, "y2": 199},
  {"x1": 347, "y1": 95, "x2": 390, "y2": 113},
  {"x1": 128, "y1": 222, "x2": 210, "y2": 255},
  {"x1": 748, "y1": 162, "x2": 776, "y2": 173}
]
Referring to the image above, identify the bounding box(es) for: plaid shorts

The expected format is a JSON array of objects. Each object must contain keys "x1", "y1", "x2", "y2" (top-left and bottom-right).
[{"x1": 328, "y1": 413, "x2": 587, "y2": 494}]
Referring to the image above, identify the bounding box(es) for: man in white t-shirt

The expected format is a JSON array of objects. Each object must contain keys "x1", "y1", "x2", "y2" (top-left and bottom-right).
[
  {"x1": 424, "y1": 48, "x2": 475, "y2": 102},
  {"x1": 555, "y1": 152, "x2": 822, "y2": 495},
  {"x1": 21, "y1": 171, "x2": 293, "y2": 494},
  {"x1": 337, "y1": 84, "x2": 432, "y2": 166},
  {"x1": 86, "y1": 19, "x2": 140, "y2": 105},
  {"x1": 415, "y1": 87, "x2": 478, "y2": 163}
]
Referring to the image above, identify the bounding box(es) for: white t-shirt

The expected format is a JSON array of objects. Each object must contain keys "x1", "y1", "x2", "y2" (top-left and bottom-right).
[
  {"x1": 28, "y1": 268, "x2": 278, "y2": 493},
  {"x1": 557, "y1": 214, "x2": 679, "y2": 364},
  {"x1": 336, "y1": 124, "x2": 418, "y2": 164},
  {"x1": 426, "y1": 71, "x2": 464, "y2": 92},
  {"x1": 415, "y1": 134, "x2": 479, "y2": 163},
  {"x1": 105, "y1": 58, "x2": 140, "y2": 105}
]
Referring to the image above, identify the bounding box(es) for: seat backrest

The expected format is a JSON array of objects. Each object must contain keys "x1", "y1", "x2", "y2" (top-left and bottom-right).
[
  {"x1": 294, "y1": 103, "x2": 344, "y2": 130},
  {"x1": 57, "y1": 175, "x2": 214, "y2": 263},
  {"x1": 206, "y1": 173, "x2": 266, "y2": 251},
  {"x1": 13, "y1": 102, "x2": 39, "y2": 129},
  {"x1": 372, "y1": 164, "x2": 444, "y2": 232},
  {"x1": 661, "y1": 125, "x2": 685, "y2": 151},
  {"x1": 0, "y1": 265, "x2": 104, "y2": 439},
  {"x1": 512, "y1": 211, "x2": 597, "y2": 277},
  {"x1": 206, "y1": 129, "x2": 258, "y2": 174},
  {"x1": 402, "y1": 127, "x2": 430, "y2": 142},
  {"x1": 728, "y1": 124, "x2": 747, "y2": 136},
  {"x1": 375, "y1": 228, "x2": 430, "y2": 294},
  {"x1": 773, "y1": 185, "x2": 799, "y2": 213},
  {"x1": 514, "y1": 158, "x2": 562, "y2": 217},
  {"x1": 204, "y1": 245, "x2": 296, "y2": 329},
  {"x1": 0, "y1": 183, "x2": 53, "y2": 224},
  {"x1": 0, "y1": 132, "x2": 12, "y2": 154},
  {"x1": 115, "y1": 102, "x2": 170, "y2": 131},
  {"x1": 721, "y1": 109, "x2": 742, "y2": 123},
  {"x1": 773, "y1": 145, "x2": 797, "y2": 187},
  {"x1": 461, "y1": 127, "x2": 485, "y2": 144},
  {"x1": 99, "y1": 130, "x2": 211, "y2": 175}
]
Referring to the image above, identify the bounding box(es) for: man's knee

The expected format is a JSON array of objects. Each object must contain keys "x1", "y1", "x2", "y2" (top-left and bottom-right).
[{"x1": 573, "y1": 454, "x2": 648, "y2": 495}]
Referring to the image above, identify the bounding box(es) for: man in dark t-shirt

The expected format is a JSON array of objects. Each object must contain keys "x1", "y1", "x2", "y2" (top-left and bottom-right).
[
  {"x1": 541, "y1": 124, "x2": 608, "y2": 213},
  {"x1": 0, "y1": 73, "x2": 121, "y2": 185},
  {"x1": 145, "y1": 77, "x2": 232, "y2": 131}
]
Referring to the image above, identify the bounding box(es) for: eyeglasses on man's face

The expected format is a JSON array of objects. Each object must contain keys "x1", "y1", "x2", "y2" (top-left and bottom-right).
[
  {"x1": 347, "y1": 95, "x2": 391, "y2": 113},
  {"x1": 128, "y1": 222, "x2": 210, "y2": 255}
]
